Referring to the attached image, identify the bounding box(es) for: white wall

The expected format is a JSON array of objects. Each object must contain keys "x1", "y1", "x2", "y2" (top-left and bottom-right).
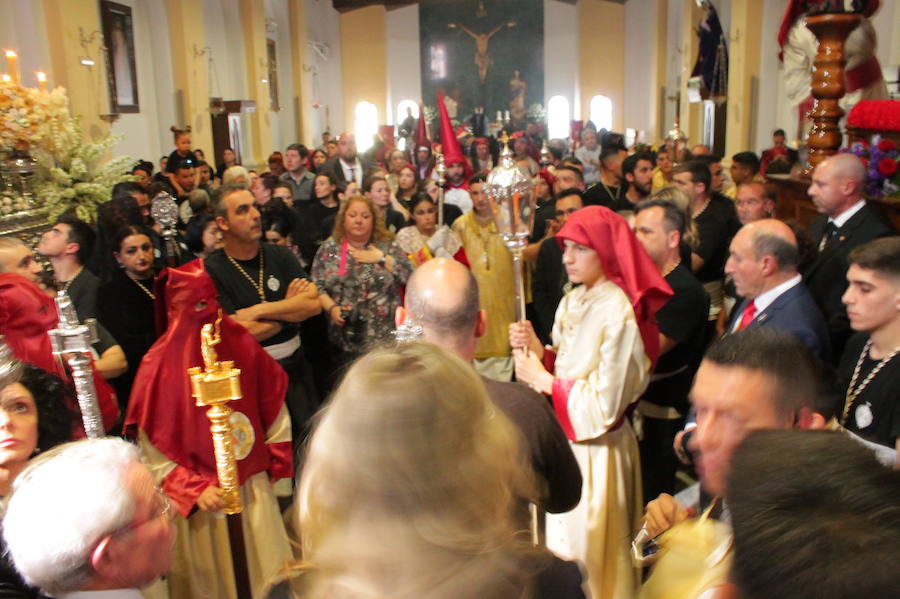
[
  {"x1": 109, "y1": 0, "x2": 173, "y2": 166},
  {"x1": 624, "y1": 0, "x2": 658, "y2": 141},
  {"x1": 544, "y1": 0, "x2": 578, "y2": 128},
  {"x1": 305, "y1": 0, "x2": 343, "y2": 142},
  {"x1": 266, "y1": 0, "x2": 299, "y2": 150},
  {"x1": 386, "y1": 4, "x2": 421, "y2": 127},
  {"x1": 0, "y1": 0, "x2": 52, "y2": 90}
]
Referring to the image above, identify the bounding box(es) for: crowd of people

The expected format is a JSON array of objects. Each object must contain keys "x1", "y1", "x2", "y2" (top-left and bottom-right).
[{"x1": 0, "y1": 111, "x2": 897, "y2": 599}]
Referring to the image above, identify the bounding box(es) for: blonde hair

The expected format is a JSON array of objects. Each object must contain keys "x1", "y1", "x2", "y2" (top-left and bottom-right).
[
  {"x1": 651, "y1": 184, "x2": 699, "y2": 250},
  {"x1": 331, "y1": 195, "x2": 394, "y2": 243},
  {"x1": 290, "y1": 342, "x2": 537, "y2": 598}
]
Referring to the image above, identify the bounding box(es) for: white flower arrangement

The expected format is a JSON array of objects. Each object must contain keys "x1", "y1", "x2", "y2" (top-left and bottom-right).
[{"x1": 0, "y1": 82, "x2": 135, "y2": 223}]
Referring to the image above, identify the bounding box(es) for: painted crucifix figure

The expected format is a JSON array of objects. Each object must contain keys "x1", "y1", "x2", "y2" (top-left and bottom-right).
[{"x1": 449, "y1": 21, "x2": 516, "y2": 86}]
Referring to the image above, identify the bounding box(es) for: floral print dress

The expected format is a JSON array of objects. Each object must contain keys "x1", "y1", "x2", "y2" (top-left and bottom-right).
[{"x1": 311, "y1": 237, "x2": 413, "y2": 354}]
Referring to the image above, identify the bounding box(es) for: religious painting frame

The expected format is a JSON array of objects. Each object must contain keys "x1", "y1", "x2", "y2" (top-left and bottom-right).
[
  {"x1": 100, "y1": 0, "x2": 140, "y2": 113},
  {"x1": 267, "y1": 39, "x2": 280, "y2": 112}
]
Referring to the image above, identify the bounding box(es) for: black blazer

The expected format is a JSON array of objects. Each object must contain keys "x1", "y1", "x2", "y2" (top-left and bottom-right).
[
  {"x1": 320, "y1": 157, "x2": 374, "y2": 187},
  {"x1": 727, "y1": 281, "x2": 831, "y2": 361},
  {"x1": 802, "y1": 203, "x2": 894, "y2": 358}
]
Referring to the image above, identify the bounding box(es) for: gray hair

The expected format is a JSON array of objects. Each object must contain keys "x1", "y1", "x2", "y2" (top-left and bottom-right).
[
  {"x1": 752, "y1": 231, "x2": 798, "y2": 271},
  {"x1": 3, "y1": 438, "x2": 140, "y2": 595},
  {"x1": 221, "y1": 165, "x2": 250, "y2": 187}
]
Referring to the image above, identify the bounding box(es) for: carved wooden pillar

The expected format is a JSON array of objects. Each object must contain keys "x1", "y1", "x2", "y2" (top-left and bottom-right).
[{"x1": 803, "y1": 12, "x2": 862, "y2": 174}]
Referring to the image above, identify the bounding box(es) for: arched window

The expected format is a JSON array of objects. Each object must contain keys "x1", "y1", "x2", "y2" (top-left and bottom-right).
[
  {"x1": 354, "y1": 101, "x2": 378, "y2": 153},
  {"x1": 547, "y1": 95, "x2": 569, "y2": 140},
  {"x1": 589, "y1": 94, "x2": 613, "y2": 132},
  {"x1": 396, "y1": 100, "x2": 419, "y2": 127}
]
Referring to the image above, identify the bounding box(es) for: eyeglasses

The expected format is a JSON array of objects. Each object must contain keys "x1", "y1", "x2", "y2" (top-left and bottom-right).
[{"x1": 110, "y1": 487, "x2": 172, "y2": 538}]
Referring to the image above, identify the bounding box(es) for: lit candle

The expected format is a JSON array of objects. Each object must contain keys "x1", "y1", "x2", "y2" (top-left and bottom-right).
[
  {"x1": 36, "y1": 71, "x2": 47, "y2": 92},
  {"x1": 1, "y1": 74, "x2": 10, "y2": 83},
  {"x1": 5, "y1": 51, "x2": 18, "y2": 85}
]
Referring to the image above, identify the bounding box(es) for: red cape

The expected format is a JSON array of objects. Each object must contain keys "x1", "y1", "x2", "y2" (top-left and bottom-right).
[
  {"x1": 556, "y1": 206, "x2": 673, "y2": 366},
  {"x1": 0, "y1": 273, "x2": 120, "y2": 436},
  {"x1": 125, "y1": 260, "x2": 290, "y2": 517}
]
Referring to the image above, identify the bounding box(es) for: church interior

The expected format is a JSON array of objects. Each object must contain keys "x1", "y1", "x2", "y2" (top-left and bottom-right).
[{"x1": 0, "y1": 1, "x2": 899, "y2": 598}]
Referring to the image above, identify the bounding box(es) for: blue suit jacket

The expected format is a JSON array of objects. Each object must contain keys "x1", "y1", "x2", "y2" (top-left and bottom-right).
[{"x1": 728, "y1": 281, "x2": 831, "y2": 361}]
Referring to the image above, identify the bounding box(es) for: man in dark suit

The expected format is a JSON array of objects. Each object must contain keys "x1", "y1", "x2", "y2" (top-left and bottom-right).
[
  {"x1": 726, "y1": 219, "x2": 830, "y2": 360},
  {"x1": 803, "y1": 154, "x2": 895, "y2": 359},
  {"x1": 320, "y1": 132, "x2": 374, "y2": 187}
]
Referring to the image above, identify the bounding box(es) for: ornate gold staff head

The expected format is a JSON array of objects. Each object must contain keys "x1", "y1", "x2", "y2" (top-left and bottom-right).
[{"x1": 187, "y1": 314, "x2": 244, "y2": 514}]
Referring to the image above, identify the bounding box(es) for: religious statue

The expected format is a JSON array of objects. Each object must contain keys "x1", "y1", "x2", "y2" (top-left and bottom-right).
[
  {"x1": 509, "y1": 69, "x2": 527, "y2": 123},
  {"x1": 449, "y1": 21, "x2": 517, "y2": 86}
]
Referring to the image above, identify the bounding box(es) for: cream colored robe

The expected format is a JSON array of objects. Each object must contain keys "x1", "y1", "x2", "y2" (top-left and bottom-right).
[
  {"x1": 546, "y1": 281, "x2": 651, "y2": 599},
  {"x1": 139, "y1": 405, "x2": 294, "y2": 599}
]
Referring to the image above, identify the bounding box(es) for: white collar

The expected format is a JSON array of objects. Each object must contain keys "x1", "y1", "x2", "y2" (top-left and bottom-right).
[
  {"x1": 57, "y1": 590, "x2": 144, "y2": 598},
  {"x1": 829, "y1": 199, "x2": 865, "y2": 228},
  {"x1": 753, "y1": 273, "x2": 802, "y2": 315}
]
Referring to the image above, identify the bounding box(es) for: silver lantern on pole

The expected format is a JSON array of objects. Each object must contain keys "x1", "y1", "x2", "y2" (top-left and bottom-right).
[
  {"x1": 48, "y1": 290, "x2": 105, "y2": 438},
  {"x1": 484, "y1": 134, "x2": 536, "y2": 323},
  {"x1": 434, "y1": 152, "x2": 447, "y2": 227}
]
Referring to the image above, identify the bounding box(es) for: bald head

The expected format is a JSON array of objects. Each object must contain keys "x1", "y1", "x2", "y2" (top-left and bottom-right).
[
  {"x1": 404, "y1": 258, "x2": 480, "y2": 348},
  {"x1": 825, "y1": 153, "x2": 867, "y2": 188},
  {"x1": 808, "y1": 154, "x2": 867, "y2": 217},
  {"x1": 743, "y1": 218, "x2": 799, "y2": 272}
]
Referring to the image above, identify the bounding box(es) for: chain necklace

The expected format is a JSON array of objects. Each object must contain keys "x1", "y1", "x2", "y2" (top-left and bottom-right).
[
  {"x1": 841, "y1": 339, "x2": 900, "y2": 425},
  {"x1": 226, "y1": 249, "x2": 266, "y2": 302},
  {"x1": 60, "y1": 266, "x2": 84, "y2": 292},
  {"x1": 692, "y1": 198, "x2": 711, "y2": 219},
  {"x1": 473, "y1": 216, "x2": 494, "y2": 271},
  {"x1": 131, "y1": 276, "x2": 156, "y2": 300}
]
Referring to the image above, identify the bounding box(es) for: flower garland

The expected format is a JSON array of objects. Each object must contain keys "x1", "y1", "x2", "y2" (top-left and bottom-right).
[
  {"x1": 0, "y1": 80, "x2": 69, "y2": 154},
  {"x1": 840, "y1": 136, "x2": 900, "y2": 200}
]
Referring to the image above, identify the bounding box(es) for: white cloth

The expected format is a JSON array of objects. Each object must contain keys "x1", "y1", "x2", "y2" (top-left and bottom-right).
[
  {"x1": 444, "y1": 187, "x2": 473, "y2": 213},
  {"x1": 783, "y1": 17, "x2": 888, "y2": 110},
  {"x1": 546, "y1": 281, "x2": 651, "y2": 599},
  {"x1": 575, "y1": 146, "x2": 602, "y2": 185},
  {"x1": 339, "y1": 158, "x2": 362, "y2": 184}
]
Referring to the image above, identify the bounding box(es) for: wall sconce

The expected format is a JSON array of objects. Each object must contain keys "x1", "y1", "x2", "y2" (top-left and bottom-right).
[{"x1": 78, "y1": 28, "x2": 104, "y2": 69}]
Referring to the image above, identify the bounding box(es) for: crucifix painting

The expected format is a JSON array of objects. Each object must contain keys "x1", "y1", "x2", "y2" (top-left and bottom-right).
[{"x1": 420, "y1": 0, "x2": 543, "y2": 127}]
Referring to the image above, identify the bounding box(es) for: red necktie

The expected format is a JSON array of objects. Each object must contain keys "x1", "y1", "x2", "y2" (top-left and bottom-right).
[{"x1": 738, "y1": 300, "x2": 757, "y2": 331}]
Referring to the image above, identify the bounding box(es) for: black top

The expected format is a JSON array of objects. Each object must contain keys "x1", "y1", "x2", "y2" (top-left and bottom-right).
[
  {"x1": 66, "y1": 267, "x2": 100, "y2": 319},
  {"x1": 97, "y1": 270, "x2": 158, "y2": 408},
  {"x1": 693, "y1": 194, "x2": 740, "y2": 283},
  {"x1": 529, "y1": 198, "x2": 557, "y2": 244},
  {"x1": 583, "y1": 181, "x2": 623, "y2": 209},
  {"x1": 532, "y1": 237, "x2": 566, "y2": 345},
  {"x1": 839, "y1": 333, "x2": 900, "y2": 449},
  {"x1": 293, "y1": 202, "x2": 339, "y2": 267},
  {"x1": 643, "y1": 265, "x2": 709, "y2": 414},
  {"x1": 165, "y1": 148, "x2": 195, "y2": 173},
  {"x1": 205, "y1": 244, "x2": 307, "y2": 348},
  {"x1": 482, "y1": 377, "x2": 583, "y2": 514}
]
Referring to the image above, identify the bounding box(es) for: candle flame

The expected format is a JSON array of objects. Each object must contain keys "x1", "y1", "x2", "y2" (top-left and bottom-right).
[
  {"x1": 36, "y1": 72, "x2": 46, "y2": 82},
  {"x1": 1, "y1": 74, "x2": 10, "y2": 83},
  {"x1": 5, "y1": 51, "x2": 16, "y2": 58}
]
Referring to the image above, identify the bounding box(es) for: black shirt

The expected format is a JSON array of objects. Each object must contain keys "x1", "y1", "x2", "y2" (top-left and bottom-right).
[
  {"x1": 205, "y1": 244, "x2": 307, "y2": 348},
  {"x1": 583, "y1": 181, "x2": 623, "y2": 209},
  {"x1": 643, "y1": 265, "x2": 709, "y2": 414},
  {"x1": 693, "y1": 194, "x2": 740, "y2": 283},
  {"x1": 532, "y1": 237, "x2": 566, "y2": 345},
  {"x1": 166, "y1": 149, "x2": 194, "y2": 173},
  {"x1": 839, "y1": 333, "x2": 900, "y2": 449}
]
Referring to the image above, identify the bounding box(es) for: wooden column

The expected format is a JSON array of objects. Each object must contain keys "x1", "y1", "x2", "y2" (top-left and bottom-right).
[
  {"x1": 340, "y1": 6, "x2": 387, "y2": 137},
  {"x1": 724, "y1": 0, "x2": 762, "y2": 159},
  {"x1": 166, "y1": 0, "x2": 212, "y2": 154}
]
